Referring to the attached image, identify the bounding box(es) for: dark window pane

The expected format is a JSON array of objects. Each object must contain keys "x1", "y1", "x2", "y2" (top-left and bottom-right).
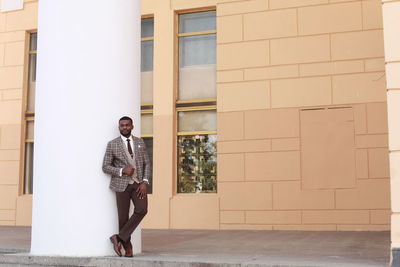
[
  {"x1": 24, "y1": 142, "x2": 34, "y2": 194},
  {"x1": 26, "y1": 121, "x2": 34, "y2": 140},
  {"x1": 28, "y1": 54, "x2": 36, "y2": 82},
  {"x1": 141, "y1": 17, "x2": 154, "y2": 38},
  {"x1": 141, "y1": 40, "x2": 153, "y2": 72},
  {"x1": 179, "y1": 11, "x2": 216, "y2": 33},
  {"x1": 177, "y1": 134, "x2": 217, "y2": 193},
  {"x1": 30, "y1": 33, "x2": 37, "y2": 50},
  {"x1": 141, "y1": 18, "x2": 154, "y2": 103},
  {"x1": 143, "y1": 137, "x2": 153, "y2": 194},
  {"x1": 27, "y1": 53, "x2": 36, "y2": 111}
]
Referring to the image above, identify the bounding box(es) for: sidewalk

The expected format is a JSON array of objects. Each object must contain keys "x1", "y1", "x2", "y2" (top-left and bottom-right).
[{"x1": 0, "y1": 226, "x2": 391, "y2": 266}]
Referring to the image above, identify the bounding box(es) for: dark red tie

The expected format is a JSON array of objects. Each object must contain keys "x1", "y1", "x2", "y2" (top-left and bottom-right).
[{"x1": 127, "y1": 139, "x2": 133, "y2": 158}]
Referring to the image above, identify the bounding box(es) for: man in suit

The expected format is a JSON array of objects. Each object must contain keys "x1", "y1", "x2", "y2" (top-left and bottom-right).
[{"x1": 102, "y1": 116, "x2": 151, "y2": 257}]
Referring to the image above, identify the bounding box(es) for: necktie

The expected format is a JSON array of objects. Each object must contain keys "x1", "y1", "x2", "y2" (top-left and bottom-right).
[{"x1": 127, "y1": 139, "x2": 133, "y2": 158}]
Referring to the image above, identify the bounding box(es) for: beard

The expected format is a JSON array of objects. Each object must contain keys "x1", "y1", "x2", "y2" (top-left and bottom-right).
[{"x1": 120, "y1": 129, "x2": 132, "y2": 136}]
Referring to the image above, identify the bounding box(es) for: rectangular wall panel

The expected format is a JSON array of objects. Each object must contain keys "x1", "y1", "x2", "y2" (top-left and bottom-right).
[{"x1": 301, "y1": 108, "x2": 356, "y2": 189}]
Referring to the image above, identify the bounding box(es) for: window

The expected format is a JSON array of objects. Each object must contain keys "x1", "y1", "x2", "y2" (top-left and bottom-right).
[
  {"x1": 178, "y1": 11, "x2": 216, "y2": 100},
  {"x1": 23, "y1": 32, "x2": 37, "y2": 194},
  {"x1": 176, "y1": 11, "x2": 217, "y2": 194},
  {"x1": 141, "y1": 17, "x2": 154, "y2": 104},
  {"x1": 141, "y1": 17, "x2": 154, "y2": 194}
]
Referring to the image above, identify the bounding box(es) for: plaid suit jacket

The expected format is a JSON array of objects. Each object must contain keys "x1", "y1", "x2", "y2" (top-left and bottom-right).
[{"x1": 102, "y1": 135, "x2": 151, "y2": 192}]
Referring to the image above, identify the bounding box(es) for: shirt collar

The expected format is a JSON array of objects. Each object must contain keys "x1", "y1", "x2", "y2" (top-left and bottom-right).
[{"x1": 120, "y1": 135, "x2": 132, "y2": 142}]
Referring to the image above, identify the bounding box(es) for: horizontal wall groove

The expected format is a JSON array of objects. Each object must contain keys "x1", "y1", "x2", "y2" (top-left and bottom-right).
[
  {"x1": 219, "y1": 137, "x2": 299, "y2": 141},
  {"x1": 382, "y1": 0, "x2": 400, "y2": 3},
  {"x1": 220, "y1": 209, "x2": 391, "y2": 212},
  {"x1": 356, "y1": 177, "x2": 390, "y2": 180},
  {"x1": 217, "y1": 102, "x2": 388, "y2": 114},
  {"x1": 355, "y1": 133, "x2": 388, "y2": 136},
  {"x1": 243, "y1": 151, "x2": 300, "y2": 154},
  {"x1": 217, "y1": 57, "x2": 385, "y2": 72},
  {"x1": 217, "y1": 28, "x2": 383, "y2": 45},
  {"x1": 0, "y1": 88, "x2": 23, "y2": 91},
  {"x1": 217, "y1": 0, "x2": 364, "y2": 17},
  {"x1": 244, "y1": 179, "x2": 300, "y2": 182}
]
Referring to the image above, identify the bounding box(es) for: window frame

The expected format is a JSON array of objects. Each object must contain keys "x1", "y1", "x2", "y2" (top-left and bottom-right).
[
  {"x1": 20, "y1": 30, "x2": 37, "y2": 195},
  {"x1": 141, "y1": 15, "x2": 154, "y2": 194},
  {"x1": 140, "y1": 14, "x2": 154, "y2": 109},
  {"x1": 175, "y1": 8, "x2": 217, "y2": 195},
  {"x1": 141, "y1": 14, "x2": 155, "y2": 106}
]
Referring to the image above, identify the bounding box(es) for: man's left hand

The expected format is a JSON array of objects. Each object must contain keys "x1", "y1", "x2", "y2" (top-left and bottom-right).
[{"x1": 136, "y1": 183, "x2": 147, "y2": 199}]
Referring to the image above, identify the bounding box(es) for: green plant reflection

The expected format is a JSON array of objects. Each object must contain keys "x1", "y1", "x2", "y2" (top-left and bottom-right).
[{"x1": 178, "y1": 134, "x2": 217, "y2": 193}]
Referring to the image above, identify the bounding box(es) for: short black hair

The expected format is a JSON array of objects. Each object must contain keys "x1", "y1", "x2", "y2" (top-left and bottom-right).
[{"x1": 119, "y1": 116, "x2": 133, "y2": 124}]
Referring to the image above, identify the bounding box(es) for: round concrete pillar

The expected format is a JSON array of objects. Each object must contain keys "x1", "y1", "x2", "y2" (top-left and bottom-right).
[
  {"x1": 31, "y1": 0, "x2": 142, "y2": 256},
  {"x1": 382, "y1": 0, "x2": 400, "y2": 264}
]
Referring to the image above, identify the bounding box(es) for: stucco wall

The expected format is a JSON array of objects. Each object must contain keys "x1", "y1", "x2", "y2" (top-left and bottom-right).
[
  {"x1": 216, "y1": 0, "x2": 390, "y2": 231},
  {"x1": 0, "y1": 0, "x2": 391, "y2": 230},
  {"x1": 0, "y1": 0, "x2": 37, "y2": 226}
]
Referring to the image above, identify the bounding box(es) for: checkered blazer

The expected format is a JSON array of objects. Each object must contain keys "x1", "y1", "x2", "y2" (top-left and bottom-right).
[{"x1": 102, "y1": 136, "x2": 151, "y2": 192}]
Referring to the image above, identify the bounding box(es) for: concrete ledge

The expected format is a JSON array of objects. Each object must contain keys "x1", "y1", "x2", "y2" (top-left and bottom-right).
[
  {"x1": 0, "y1": 253, "x2": 313, "y2": 267},
  {"x1": 0, "y1": 252, "x2": 386, "y2": 267}
]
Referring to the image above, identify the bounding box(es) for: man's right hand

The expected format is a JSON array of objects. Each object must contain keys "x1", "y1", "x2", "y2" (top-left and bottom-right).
[{"x1": 122, "y1": 166, "x2": 135, "y2": 176}]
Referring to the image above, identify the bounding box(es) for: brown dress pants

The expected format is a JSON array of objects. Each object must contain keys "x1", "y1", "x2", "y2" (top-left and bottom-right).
[{"x1": 116, "y1": 182, "x2": 148, "y2": 249}]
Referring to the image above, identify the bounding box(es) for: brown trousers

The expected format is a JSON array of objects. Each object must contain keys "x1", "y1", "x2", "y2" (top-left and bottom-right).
[{"x1": 116, "y1": 182, "x2": 148, "y2": 249}]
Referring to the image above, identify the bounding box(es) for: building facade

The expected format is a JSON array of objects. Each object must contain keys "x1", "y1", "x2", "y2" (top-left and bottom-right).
[{"x1": 0, "y1": 0, "x2": 396, "y2": 237}]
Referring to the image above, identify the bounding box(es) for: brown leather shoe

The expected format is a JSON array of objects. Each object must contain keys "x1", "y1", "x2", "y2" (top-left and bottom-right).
[
  {"x1": 109, "y1": 234, "x2": 122, "y2": 257},
  {"x1": 125, "y1": 247, "x2": 133, "y2": 257}
]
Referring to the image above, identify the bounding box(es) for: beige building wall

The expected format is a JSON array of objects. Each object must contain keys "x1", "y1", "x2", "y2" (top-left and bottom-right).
[
  {"x1": 0, "y1": 0, "x2": 391, "y2": 231},
  {"x1": 216, "y1": 0, "x2": 390, "y2": 231},
  {"x1": 0, "y1": 0, "x2": 36, "y2": 226}
]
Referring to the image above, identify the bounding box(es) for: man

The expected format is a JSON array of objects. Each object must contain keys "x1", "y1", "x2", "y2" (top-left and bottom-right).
[{"x1": 102, "y1": 116, "x2": 151, "y2": 257}]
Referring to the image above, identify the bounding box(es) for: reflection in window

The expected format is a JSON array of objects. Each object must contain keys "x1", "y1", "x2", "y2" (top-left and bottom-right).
[
  {"x1": 178, "y1": 135, "x2": 216, "y2": 193},
  {"x1": 177, "y1": 110, "x2": 217, "y2": 193},
  {"x1": 142, "y1": 137, "x2": 153, "y2": 194},
  {"x1": 140, "y1": 113, "x2": 153, "y2": 194}
]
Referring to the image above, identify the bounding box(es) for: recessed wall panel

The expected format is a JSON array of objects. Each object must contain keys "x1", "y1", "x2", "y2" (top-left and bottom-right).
[{"x1": 301, "y1": 108, "x2": 356, "y2": 189}]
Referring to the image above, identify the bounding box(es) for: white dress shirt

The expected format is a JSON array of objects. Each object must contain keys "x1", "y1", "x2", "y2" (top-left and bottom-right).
[{"x1": 119, "y1": 135, "x2": 136, "y2": 183}]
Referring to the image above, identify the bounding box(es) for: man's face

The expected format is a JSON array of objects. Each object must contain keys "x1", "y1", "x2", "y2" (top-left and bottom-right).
[{"x1": 119, "y1": 120, "x2": 134, "y2": 137}]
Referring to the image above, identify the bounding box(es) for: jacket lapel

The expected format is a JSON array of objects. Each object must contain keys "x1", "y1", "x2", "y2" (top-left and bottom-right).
[
  {"x1": 117, "y1": 137, "x2": 132, "y2": 165},
  {"x1": 133, "y1": 137, "x2": 140, "y2": 166}
]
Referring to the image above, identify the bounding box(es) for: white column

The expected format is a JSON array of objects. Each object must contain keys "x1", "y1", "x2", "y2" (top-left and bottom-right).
[
  {"x1": 31, "y1": 0, "x2": 142, "y2": 256},
  {"x1": 382, "y1": 0, "x2": 400, "y2": 264}
]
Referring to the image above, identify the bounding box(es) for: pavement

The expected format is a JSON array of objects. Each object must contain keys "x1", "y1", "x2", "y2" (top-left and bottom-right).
[{"x1": 0, "y1": 226, "x2": 391, "y2": 266}]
